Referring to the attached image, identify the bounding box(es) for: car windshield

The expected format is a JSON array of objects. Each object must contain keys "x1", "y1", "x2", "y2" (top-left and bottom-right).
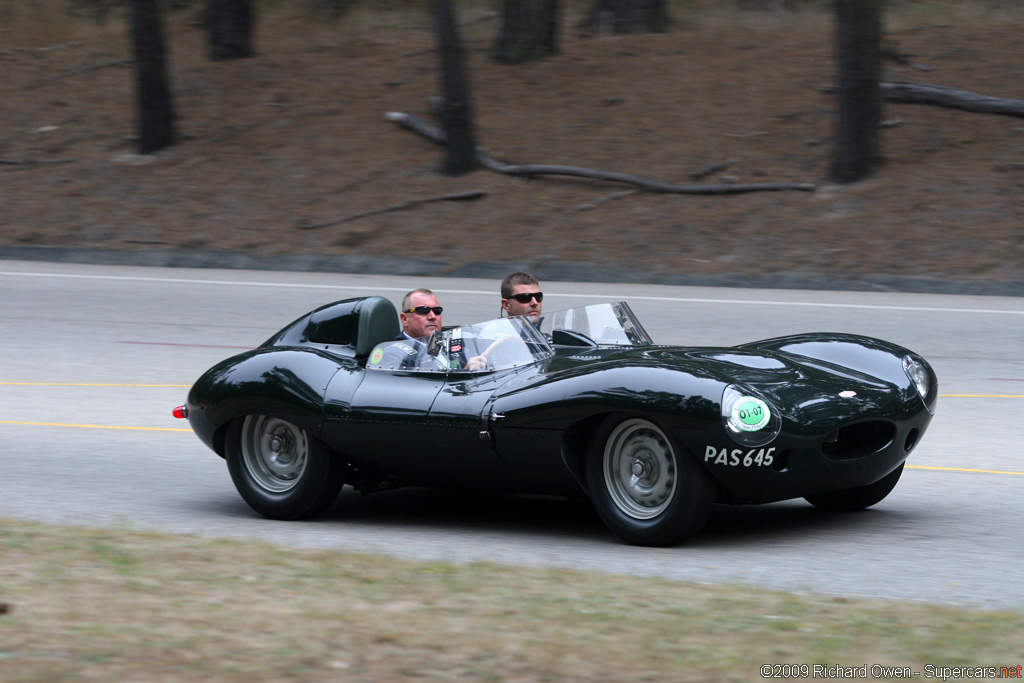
[
  {"x1": 367, "y1": 316, "x2": 553, "y2": 373},
  {"x1": 541, "y1": 302, "x2": 654, "y2": 346}
]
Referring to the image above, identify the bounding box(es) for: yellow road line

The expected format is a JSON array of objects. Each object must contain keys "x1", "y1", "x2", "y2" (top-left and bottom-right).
[
  {"x1": 906, "y1": 464, "x2": 1024, "y2": 476},
  {"x1": 0, "y1": 420, "x2": 191, "y2": 432},
  {"x1": 1, "y1": 421, "x2": 1021, "y2": 476},
  {"x1": 0, "y1": 382, "x2": 190, "y2": 387},
  {"x1": 939, "y1": 394, "x2": 1024, "y2": 398},
  {"x1": 2, "y1": 387, "x2": 1024, "y2": 397}
]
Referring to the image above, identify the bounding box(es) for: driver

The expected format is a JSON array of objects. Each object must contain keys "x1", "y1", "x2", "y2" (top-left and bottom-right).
[
  {"x1": 398, "y1": 288, "x2": 443, "y2": 344},
  {"x1": 374, "y1": 288, "x2": 486, "y2": 371}
]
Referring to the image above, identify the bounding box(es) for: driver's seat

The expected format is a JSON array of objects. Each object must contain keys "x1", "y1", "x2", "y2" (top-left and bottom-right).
[{"x1": 354, "y1": 296, "x2": 400, "y2": 357}]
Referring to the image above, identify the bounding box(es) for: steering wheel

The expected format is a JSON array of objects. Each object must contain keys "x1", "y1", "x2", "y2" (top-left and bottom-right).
[
  {"x1": 464, "y1": 335, "x2": 518, "y2": 371},
  {"x1": 481, "y1": 335, "x2": 517, "y2": 358}
]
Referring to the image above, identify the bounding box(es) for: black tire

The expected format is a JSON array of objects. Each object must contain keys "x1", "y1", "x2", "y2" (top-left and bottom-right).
[
  {"x1": 225, "y1": 415, "x2": 344, "y2": 520},
  {"x1": 586, "y1": 415, "x2": 717, "y2": 547},
  {"x1": 804, "y1": 463, "x2": 904, "y2": 511}
]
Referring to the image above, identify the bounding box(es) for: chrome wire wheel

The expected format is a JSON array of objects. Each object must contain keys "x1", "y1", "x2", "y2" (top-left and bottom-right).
[
  {"x1": 240, "y1": 415, "x2": 309, "y2": 493},
  {"x1": 602, "y1": 418, "x2": 678, "y2": 520}
]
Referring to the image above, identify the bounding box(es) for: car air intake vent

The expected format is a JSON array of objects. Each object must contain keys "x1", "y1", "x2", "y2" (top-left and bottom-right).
[{"x1": 820, "y1": 420, "x2": 896, "y2": 460}]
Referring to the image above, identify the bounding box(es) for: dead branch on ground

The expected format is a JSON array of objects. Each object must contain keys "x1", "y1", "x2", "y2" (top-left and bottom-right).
[
  {"x1": 576, "y1": 190, "x2": 638, "y2": 211},
  {"x1": 881, "y1": 82, "x2": 1024, "y2": 118},
  {"x1": 690, "y1": 158, "x2": 738, "y2": 180},
  {"x1": 385, "y1": 112, "x2": 815, "y2": 195},
  {"x1": 34, "y1": 58, "x2": 134, "y2": 85},
  {"x1": 1, "y1": 157, "x2": 76, "y2": 167},
  {"x1": 298, "y1": 190, "x2": 487, "y2": 230}
]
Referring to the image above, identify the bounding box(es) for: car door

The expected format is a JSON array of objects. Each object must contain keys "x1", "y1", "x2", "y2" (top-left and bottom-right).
[
  {"x1": 322, "y1": 364, "x2": 447, "y2": 473},
  {"x1": 424, "y1": 370, "x2": 513, "y2": 469},
  {"x1": 321, "y1": 349, "x2": 516, "y2": 485}
]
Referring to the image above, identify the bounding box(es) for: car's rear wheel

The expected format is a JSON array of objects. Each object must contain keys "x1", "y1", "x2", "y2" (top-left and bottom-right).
[
  {"x1": 225, "y1": 415, "x2": 344, "y2": 520},
  {"x1": 804, "y1": 463, "x2": 904, "y2": 511},
  {"x1": 587, "y1": 415, "x2": 716, "y2": 546}
]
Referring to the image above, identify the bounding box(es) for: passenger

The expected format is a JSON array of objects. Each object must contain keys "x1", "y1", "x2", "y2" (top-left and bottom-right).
[{"x1": 500, "y1": 272, "x2": 544, "y2": 329}]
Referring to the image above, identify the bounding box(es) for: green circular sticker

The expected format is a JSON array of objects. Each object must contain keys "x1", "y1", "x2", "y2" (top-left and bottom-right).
[
  {"x1": 370, "y1": 347, "x2": 384, "y2": 365},
  {"x1": 732, "y1": 396, "x2": 770, "y2": 432}
]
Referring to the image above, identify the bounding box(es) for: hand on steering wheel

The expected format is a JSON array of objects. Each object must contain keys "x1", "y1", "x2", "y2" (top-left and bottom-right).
[{"x1": 466, "y1": 335, "x2": 516, "y2": 370}]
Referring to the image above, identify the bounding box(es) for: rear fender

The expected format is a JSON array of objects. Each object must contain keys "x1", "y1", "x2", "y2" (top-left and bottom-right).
[{"x1": 186, "y1": 348, "x2": 347, "y2": 454}]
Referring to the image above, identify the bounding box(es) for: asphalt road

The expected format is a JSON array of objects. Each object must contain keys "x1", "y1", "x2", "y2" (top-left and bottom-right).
[{"x1": 2, "y1": 261, "x2": 1022, "y2": 610}]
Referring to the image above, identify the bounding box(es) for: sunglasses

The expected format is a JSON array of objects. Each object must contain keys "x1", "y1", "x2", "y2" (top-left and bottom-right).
[
  {"x1": 405, "y1": 306, "x2": 443, "y2": 315},
  {"x1": 507, "y1": 292, "x2": 543, "y2": 304}
]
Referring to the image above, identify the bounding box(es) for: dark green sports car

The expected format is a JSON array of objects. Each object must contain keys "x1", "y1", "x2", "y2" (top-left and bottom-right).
[{"x1": 174, "y1": 296, "x2": 937, "y2": 546}]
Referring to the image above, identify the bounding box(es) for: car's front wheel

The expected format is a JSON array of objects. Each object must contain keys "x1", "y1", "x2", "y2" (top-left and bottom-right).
[
  {"x1": 225, "y1": 415, "x2": 344, "y2": 520},
  {"x1": 804, "y1": 463, "x2": 904, "y2": 511},
  {"x1": 587, "y1": 416, "x2": 716, "y2": 547}
]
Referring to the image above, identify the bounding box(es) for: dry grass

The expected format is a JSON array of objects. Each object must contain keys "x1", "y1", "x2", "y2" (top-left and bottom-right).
[
  {"x1": 1, "y1": 0, "x2": 1022, "y2": 290},
  {"x1": 2, "y1": 517, "x2": 1023, "y2": 681}
]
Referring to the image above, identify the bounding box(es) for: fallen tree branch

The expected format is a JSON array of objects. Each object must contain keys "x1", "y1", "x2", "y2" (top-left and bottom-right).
[
  {"x1": 881, "y1": 82, "x2": 1024, "y2": 118},
  {"x1": 576, "y1": 190, "x2": 638, "y2": 211},
  {"x1": 386, "y1": 111, "x2": 450, "y2": 145},
  {"x1": 477, "y1": 154, "x2": 814, "y2": 194},
  {"x1": 689, "y1": 158, "x2": 738, "y2": 180},
  {"x1": 35, "y1": 58, "x2": 134, "y2": 85},
  {"x1": 297, "y1": 190, "x2": 487, "y2": 230},
  {"x1": 385, "y1": 112, "x2": 815, "y2": 195},
  {"x1": 1, "y1": 157, "x2": 76, "y2": 167}
]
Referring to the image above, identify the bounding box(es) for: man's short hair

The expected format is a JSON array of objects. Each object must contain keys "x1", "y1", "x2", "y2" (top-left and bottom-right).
[
  {"x1": 501, "y1": 272, "x2": 539, "y2": 299},
  {"x1": 402, "y1": 288, "x2": 435, "y2": 311}
]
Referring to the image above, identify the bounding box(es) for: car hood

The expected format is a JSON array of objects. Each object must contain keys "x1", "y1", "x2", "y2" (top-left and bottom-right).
[
  {"x1": 646, "y1": 346, "x2": 909, "y2": 420},
  {"x1": 502, "y1": 344, "x2": 919, "y2": 431},
  {"x1": 545, "y1": 345, "x2": 893, "y2": 388}
]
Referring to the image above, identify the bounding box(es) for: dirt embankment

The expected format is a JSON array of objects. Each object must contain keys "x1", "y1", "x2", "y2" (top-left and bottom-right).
[{"x1": 2, "y1": 3, "x2": 1022, "y2": 294}]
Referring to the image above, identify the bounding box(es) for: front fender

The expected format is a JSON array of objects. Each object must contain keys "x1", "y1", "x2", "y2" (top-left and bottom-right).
[
  {"x1": 739, "y1": 332, "x2": 938, "y2": 413},
  {"x1": 185, "y1": 348, "x2": 346, "y2": 456},
  {"x1": 492, "y1": 363, "x2": 724, "y2": 432},
  {"x1": 739, "y1": 333, "x2": 915, "y2": 385}
]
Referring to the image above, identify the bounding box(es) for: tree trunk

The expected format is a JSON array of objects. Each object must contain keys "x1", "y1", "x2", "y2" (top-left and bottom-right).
[
  {"x1": 494, "y1": 0, "x2": 560, "y2": 65},
  {"x1": 580, "y1": 0, "x2": 670, "y2": 35},
  {"x1": 128, "y1": 0, "x2": 176, "y2": 154},
  {"x1": 430, "y1": 0, "x2": 477, "y2": 176},
  {"x1": 831, "y1": 0, "x2": 882, "y2": 183},
  {"x1": 207, "y1": 0, "x2": 254, "y2": 61}
]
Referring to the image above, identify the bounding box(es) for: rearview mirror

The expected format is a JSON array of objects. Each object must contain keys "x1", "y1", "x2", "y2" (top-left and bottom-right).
[{"x1": 426, "y1": 331, "x2": 443, "y2": 357}]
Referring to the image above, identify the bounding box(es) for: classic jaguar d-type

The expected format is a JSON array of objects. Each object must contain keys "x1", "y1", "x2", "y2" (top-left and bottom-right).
[{"x1": 174, "y1": 296, "x2": 936, "y2": 546}]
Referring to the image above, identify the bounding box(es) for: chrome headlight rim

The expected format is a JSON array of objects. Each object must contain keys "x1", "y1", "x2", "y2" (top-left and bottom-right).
[
  {"x1": 721, "y1": 385, "x2": 781, "y2": 447},
  {"x1": 902, "y1": 354, "x2": 936, "y2": 412}
]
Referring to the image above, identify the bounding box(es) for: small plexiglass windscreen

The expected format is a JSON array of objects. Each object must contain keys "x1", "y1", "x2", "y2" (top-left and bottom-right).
[
  {"x1": 368, "y1": 317, "x2": 553, "y2": 373},
  {"x1": 541, "y1": 302, "x2": 653, "y2": 346}
]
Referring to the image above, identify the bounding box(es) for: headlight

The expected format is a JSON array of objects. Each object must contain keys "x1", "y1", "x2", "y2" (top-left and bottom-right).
[
  {"x1": 902, "y1": 355, "x2": 930, "y2": 401},
  {"x1": 721, "y1": 386, "x2": 781, "y2": 447},
  {"x1": 905, "y1": 358, "x2": 937, "y2": 411}
]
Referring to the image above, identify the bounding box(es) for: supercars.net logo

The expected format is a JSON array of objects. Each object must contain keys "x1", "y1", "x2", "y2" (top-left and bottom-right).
[{"x1": 759, "y1": 664, "x2": 1022, "y2": 679}]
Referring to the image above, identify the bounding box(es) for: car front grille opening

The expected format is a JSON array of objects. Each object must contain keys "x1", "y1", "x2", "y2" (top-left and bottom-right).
[
  {"x1": 821, "y1": 421, "x2": 896, "y2": 460},
  {"x1": 771, "y1": 449, "x2": 791, "y2": 472},
  {"x1": 904, "y1": 428, "x2": 919, "y2": 453}
]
